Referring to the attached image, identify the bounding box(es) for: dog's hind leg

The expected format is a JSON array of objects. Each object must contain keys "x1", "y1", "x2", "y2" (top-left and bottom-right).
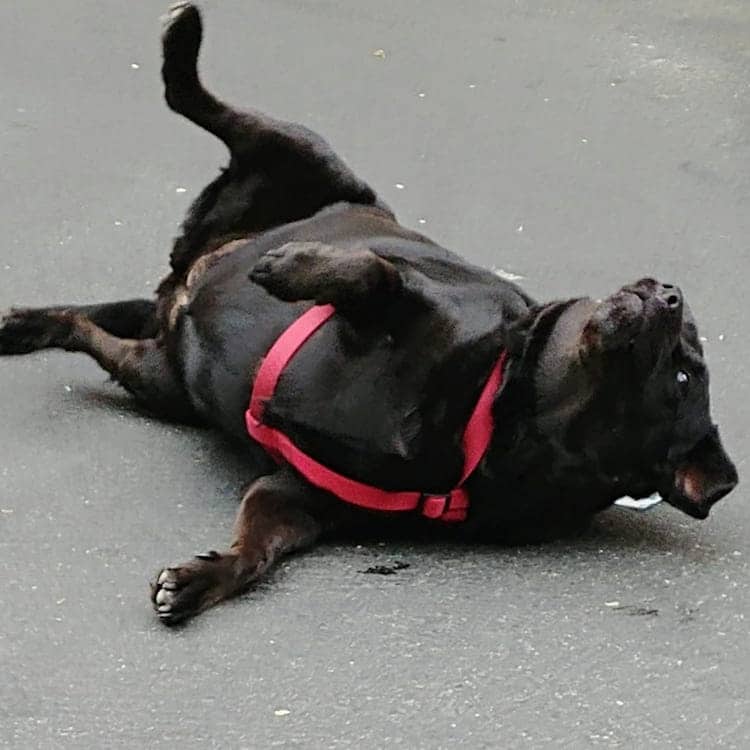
[
  {"x1": 161, "y1": 2, "x2": 370, "y2": 168},
  {"x1": 161, "y1": 2, "x2": 386, "y2": 273},
  {"x1": 0, "y1": 308, "x2": 196, "y2": 422},
  {"x1": 37, "y1": 299, "x2": 158, "y2": 339},
  {"x1": 161, "y1": 2, "x2": 244, "y2": 154},
  {"x1": 151, "y1": 469, "x2": 325, "y2": 624}
]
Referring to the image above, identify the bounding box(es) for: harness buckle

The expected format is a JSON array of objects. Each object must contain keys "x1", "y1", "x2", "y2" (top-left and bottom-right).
[{"x1": 419, "y1": 492, "x2": 452, "y2": 520}]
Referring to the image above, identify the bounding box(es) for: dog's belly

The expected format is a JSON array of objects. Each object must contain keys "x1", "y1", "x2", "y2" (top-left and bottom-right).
[{"x1": 263, "y1": 320, "x2": 463, "y2": 490}]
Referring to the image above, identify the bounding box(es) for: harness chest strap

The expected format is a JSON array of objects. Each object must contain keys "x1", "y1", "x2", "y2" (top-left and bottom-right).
[{"x1": 245, "y1": 304, "x2": 507, "y2": 523}]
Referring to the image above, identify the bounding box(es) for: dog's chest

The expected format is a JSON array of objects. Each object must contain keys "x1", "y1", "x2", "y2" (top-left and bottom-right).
[{"x1": 261, "y1": 309, "x2": 503, "y2": 490}]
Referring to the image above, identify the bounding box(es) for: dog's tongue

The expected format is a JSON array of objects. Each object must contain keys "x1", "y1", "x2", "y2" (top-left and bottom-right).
[{"x1": 614, "y1": 492, "x2": 663, "y2": 511}]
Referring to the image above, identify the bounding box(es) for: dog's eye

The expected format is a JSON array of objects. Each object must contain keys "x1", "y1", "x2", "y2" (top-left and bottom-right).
[{"x1": 676, "y1": 370, "x2": 689, "y2": 388}]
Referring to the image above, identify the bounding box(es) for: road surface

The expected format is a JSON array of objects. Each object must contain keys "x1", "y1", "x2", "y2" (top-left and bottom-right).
[{"x1": 1, "y1": 1, "x2": 749, "y2": 747}]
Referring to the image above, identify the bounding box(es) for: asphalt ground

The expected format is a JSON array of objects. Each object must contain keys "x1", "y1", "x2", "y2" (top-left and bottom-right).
[{"x1": 1, "y1": 1, "x2": 749, "y2": 747}]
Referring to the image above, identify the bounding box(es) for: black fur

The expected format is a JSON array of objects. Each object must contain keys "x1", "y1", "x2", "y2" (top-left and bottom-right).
[{"x1": 0, "y1": 3, "x2": 737, "y2": 624}]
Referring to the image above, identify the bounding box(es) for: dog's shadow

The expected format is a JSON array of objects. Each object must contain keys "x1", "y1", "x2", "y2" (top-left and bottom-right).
[
  {"x1": 337, "y1": 509, "x2": 713, "y2": 568},
  {"x1": 74, "y1": 385, "x2": 715, "y2": 570},
  {"x1": 75, "y1": 384, "x2": 271, "y2": 486}
]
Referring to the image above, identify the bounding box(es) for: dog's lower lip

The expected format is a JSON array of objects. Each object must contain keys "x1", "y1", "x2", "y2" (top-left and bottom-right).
[{"x1": 665, "y1": 496, "x2": 710, "y2": 519}]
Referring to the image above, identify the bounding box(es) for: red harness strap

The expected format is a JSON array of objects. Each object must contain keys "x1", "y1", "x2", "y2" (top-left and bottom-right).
[{"x1": 246, "y1": 304, "x2": 506, "y2": 523}]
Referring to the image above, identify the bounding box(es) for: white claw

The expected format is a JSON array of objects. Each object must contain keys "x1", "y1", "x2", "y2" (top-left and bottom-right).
[
  {"x1": 161, "y1": 2, "x2": 190, "y2": 26},
  {"x1": 157, "y1": 569, "x2": 171, "y2": 585},
  {"x1": 157, "y1": 603, "x2": 172, "y2": 613},
  {"x1": 155, "y1": 588, "x2": 171, "y2": 605},
  {"x1": 169, "y1": 2, "x2": 190, "y2": 18}
]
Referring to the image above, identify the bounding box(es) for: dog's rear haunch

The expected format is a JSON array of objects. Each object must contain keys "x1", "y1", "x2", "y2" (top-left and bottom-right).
[{"x1": 0, "y1": 2, "x2": 737, "y2": 625}]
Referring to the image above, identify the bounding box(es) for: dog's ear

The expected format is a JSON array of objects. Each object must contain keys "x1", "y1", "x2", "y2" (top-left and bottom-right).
[{"x1": 666, "y1": 427, "x2": 738, "y2": 518}]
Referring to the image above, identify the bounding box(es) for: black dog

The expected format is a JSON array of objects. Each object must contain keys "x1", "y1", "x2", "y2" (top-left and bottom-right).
[{"x1": 0, "y1": 3, "x2": 737, "y2": 624}]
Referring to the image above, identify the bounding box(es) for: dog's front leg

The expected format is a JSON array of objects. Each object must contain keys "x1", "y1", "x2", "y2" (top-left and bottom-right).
[
  {"x1": 250, "y1": 241, "x2": 401, "y2": 309},
  {"x1": 151, "y1": 469, "x2": 323, "y2": 624}
]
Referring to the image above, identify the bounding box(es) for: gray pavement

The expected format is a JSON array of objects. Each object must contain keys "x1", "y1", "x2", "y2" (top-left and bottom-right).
[{"x1": 1, "y1": 1, "x2": 749, "y2": 747}]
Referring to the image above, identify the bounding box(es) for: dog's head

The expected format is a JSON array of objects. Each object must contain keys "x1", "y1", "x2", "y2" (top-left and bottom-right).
[{"x1": 507, "y1": 277, "x2": 737, "y2": 518}]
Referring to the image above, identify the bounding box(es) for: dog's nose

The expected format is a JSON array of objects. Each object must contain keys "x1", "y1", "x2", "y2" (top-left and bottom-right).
[{"x1": 655, "y1": 283, "x2": 682, "y2": 310}]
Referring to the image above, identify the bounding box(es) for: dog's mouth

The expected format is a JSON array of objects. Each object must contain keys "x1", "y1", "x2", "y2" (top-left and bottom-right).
[
  {"x1": 663, "y1": 466, "x2": 737, "y2": 520},
  {"x1": 659, "y1": 427, "x2": 740, "y2": 520}
]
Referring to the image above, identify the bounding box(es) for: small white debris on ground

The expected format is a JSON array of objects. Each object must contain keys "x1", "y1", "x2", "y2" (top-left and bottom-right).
[
  {"x1": 130, "y1": 63, "x2": 140, "y2": 70},
  {"x1": 516, "y1": 224, "x2": 524, "y2": 233},
  {"x1": 372, "y1": 49, "x2": 386, "y2": 59},
  {"x1": 394, "y1": 183, "x2": 405, "y2": 190},
  {"x1": 468, "y1": 83, "x2": 476, "y2": 89},
  {"x1": 614, "y1": 492, "x2": 662, "y2": 511},
  {"x1": 114, "y1": 220, "x2": 123, "y2": 226},
  {"x1": 175, "y1": 187, "x2": 187, "y2": 193},
  {"x1": 417, "y1": 218, "x2": 427, "y2": 225},
  {"x1": 64, "y1": 385, "x2": 72, "y2": 392},
  {"x1": 492, "y1": 268, "x2": 525, "y2": 281},
  {"x1": 605, "y1": 601, "x2": 620, "y2": 607},
  {"x1": 580, "y1": 138, "x2": 589, "y2": 143},
  {"x1": 417, "y1": 92, "x2": 426, "y2": 98},
  {"x1": 718, "y1": 334, "x2": 725, "y2": 341},
  {"x1": 274, "y1": 709, "x2": 291, "y2": 717}
]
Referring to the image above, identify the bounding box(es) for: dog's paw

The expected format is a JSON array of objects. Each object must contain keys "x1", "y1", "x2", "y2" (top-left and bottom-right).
[
  {"x1": 249, "y1": 242, "x2": 330, "y2": 301},
  {"x1": 251, "y1": 242, "x2": 322, "y2": 278},
  {"x1": 161, "y1": 1, "x2": 202, "y2": 56},
  {"x1": 0, "y1": 308, "x2": 69, "y2": 355},
  {"x1": 250, "y1": 242, "x2": 398, "y2": 305},
  {"x1": 151, "y1": 551, "x2": 235, "y2": 625}
]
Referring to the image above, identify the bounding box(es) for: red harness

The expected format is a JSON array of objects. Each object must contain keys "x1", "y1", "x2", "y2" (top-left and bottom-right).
[{"x1": 246, "y1": 304, "x2": 506, "y2": 523}]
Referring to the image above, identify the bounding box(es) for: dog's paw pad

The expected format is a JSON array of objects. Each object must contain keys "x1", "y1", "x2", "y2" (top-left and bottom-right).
[
  {"x1": 168, "y1": 1, "x2": 193, "y2": 15},
  {"x1": 162, "y1": 2, "x2": 194, "y2": 23},
  {"x1": 248, "y1": 259, "x2": 272, "y2": 282},
  {"x1": 151, "y1": 568, "x2": 187, "y2": 624},
  {"x1": 0, "y1": 309, "x2": 60, "y2": 355},
  {"x1": 150, "y1": 556, "x2": 233, "y2": 625},
  {"x1": 161, "y1": 1, "x2": 201, "y2": 44},
  {"x1": 249, "y1": 243, "x2": 322, "y2": 288}
]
